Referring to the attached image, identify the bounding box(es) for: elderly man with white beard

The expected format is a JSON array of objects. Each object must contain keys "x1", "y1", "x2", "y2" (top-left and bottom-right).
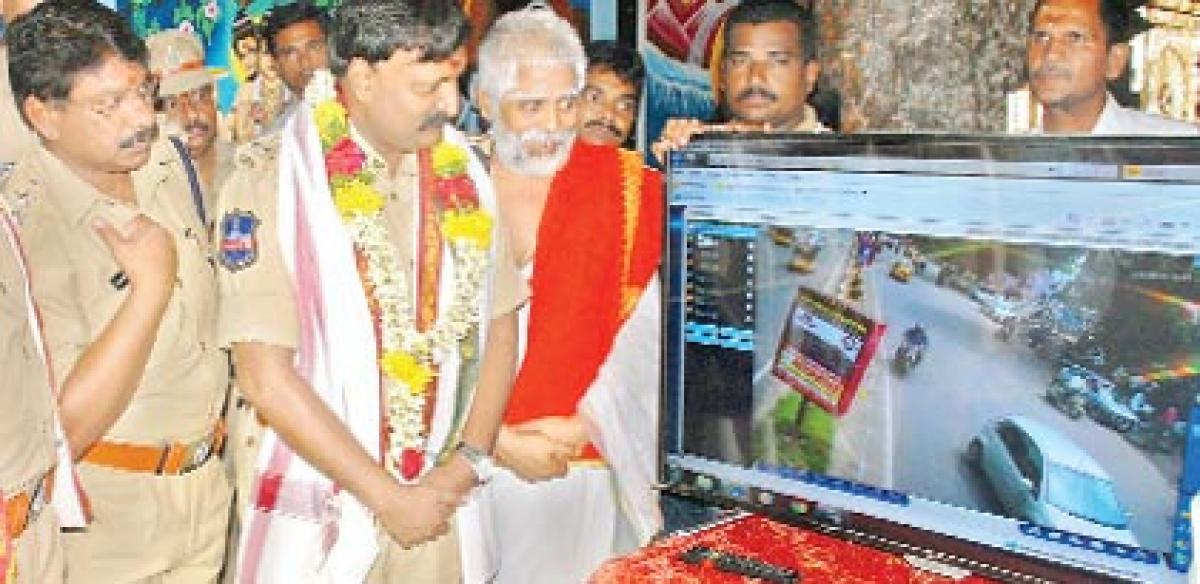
[{"x1": 475, "y1": 6, "x2": 664, "y2": 584}]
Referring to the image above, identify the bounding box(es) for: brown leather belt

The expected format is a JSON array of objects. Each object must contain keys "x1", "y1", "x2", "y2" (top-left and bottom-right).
[
  {"x1": 82, "y1": 422, "x2": 225, "y2": 476},
  {"x1": 4, "y1": 468, "x2": 53, "y2": 539}
]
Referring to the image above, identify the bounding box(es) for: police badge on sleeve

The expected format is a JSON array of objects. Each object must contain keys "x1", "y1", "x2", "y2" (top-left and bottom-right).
[{"x1": 218, "y1": 209, "x2": 259, "y2": 271}]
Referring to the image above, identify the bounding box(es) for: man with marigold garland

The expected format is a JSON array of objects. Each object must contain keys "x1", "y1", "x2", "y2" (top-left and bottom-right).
[
  {"x1": 473, "y1": 7, "x2": 664, "y2": 583},
  {"x1": 213, "y1": 0, "x2": 524, "y2": 581}
]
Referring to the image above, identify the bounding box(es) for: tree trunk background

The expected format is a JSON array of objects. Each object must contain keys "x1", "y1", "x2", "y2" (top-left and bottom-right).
[{"x1": 813, "y1": 0, "x2": 1036, "y2": 132}]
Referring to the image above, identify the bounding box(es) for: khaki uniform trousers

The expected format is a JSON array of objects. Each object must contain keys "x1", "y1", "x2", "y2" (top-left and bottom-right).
[
  {"x1": 221, "y1": 395, "x2": 260, "y2": 583},
  {"x1": 366, "y1": 523, "x2": 461, "y2": 584},
  {"x1": 64, "y1": 458, "x2": 230, "y2": 584},
  {"x1": 12, "y1": 505, "x2": 63, "y2": 583},
  {"x1": 225, "y1": 396, "x2": 263, "y2": 526}
]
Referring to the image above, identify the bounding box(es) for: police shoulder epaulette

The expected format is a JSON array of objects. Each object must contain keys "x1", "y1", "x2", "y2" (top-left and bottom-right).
[
  {"x1": 0, "y1": 164, "x2": 44, "y2": 227},
  {"x1": 234, "y1": 136, "x2": 281, "y2": 170}
]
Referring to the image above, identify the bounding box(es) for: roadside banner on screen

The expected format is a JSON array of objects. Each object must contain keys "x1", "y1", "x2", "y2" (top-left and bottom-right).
[{"x1": 772, "y1": 286, "x2": 884, "y2": 416}]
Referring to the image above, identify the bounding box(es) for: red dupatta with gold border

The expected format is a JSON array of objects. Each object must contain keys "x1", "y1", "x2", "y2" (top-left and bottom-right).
[{"x1": 503, "y1": 141, "x2": 663, "y2": 444}]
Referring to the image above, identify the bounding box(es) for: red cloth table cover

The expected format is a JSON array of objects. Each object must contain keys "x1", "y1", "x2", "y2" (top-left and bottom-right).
[{"x1": 590, "y1": 515, "x2": 997, "y2": 583}]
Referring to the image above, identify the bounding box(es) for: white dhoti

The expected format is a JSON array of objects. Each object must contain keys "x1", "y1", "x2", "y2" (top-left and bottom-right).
[
  {"x1": 490, "y1": 465, "x2": 634, "y2": 584},
  {"x1": 486, "y1": 278, "x2": 663, "y2": 583}
]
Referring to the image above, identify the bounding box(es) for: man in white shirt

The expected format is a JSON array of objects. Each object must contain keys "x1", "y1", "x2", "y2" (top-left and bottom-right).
[{"x1": 1027, "y1": 0, "x2": 1198, "y2": 135}]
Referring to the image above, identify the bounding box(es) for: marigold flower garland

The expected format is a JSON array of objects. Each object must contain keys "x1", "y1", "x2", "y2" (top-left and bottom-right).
[{"x1": 308, "y1": 71, "x2": 492, "y2": 479}]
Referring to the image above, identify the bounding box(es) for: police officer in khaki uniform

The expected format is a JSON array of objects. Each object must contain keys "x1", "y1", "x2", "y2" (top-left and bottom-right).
[
  {"x1": 216, "y1": 0, "x2": 523, "y2": 580},
  {"x1": 0, "y1": 0, "x2": 40, "y2": 171},
  {"x1": 4, "y1": 2, "x2": 230, "y2": 581},
  {"x1": 1, "y1": 197, "x2": 63, "y2": 583},
  {"x1": 146, "y1": 29, "x2": 235, "y2": 224}
]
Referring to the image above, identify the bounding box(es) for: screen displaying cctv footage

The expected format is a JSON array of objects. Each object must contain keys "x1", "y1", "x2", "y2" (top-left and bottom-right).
[{"x1": 662, "y1": 134, "x2": 1200, "y2": 582}]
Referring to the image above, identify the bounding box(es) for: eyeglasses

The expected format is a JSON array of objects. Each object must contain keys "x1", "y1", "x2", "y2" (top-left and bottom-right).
[{"x1": 62, "y1": 78, "x2": 158, "y2": 119}]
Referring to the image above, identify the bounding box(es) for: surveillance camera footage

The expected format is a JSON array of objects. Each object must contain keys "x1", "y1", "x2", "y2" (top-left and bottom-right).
[{"x1": 663, "y1": 135, "x2": 1200, "y2": 581}]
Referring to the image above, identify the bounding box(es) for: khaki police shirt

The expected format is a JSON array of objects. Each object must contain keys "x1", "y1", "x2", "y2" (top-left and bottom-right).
[
  {"x1": 197, "y1": 139, "x2": 235, "y2": 229},
  {"x1": 0, "y1": 202, "x2": 56, "y2": 494},
  {"x1": 215, "y1": 134, "x2": 527, "y2": 352},
  {"x1": 2, "y1": 140, "x2": 227, "y2": 444},
  {"x1": 0, "y1": 46, "x2": 39, "y2": 174},
  {"x1": 210, "y1": 140, "x2": 235, "y2": 202}
]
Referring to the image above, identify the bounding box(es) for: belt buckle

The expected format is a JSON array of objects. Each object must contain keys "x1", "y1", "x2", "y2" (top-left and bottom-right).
[
  {"x1": 27, "y1": 475, "x2": 46, "y2": 519},
  {"x1": 183, "y1": 441, "x2": 211, "y2": 474}
]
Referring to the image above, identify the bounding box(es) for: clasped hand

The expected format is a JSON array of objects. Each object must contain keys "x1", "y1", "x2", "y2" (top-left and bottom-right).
[
  {"x1": 494, "y1": 416, "x2": 588, "y2": 482},
  {"x1": 378, "y1": 458, "x2": 477, "y2": 549}
]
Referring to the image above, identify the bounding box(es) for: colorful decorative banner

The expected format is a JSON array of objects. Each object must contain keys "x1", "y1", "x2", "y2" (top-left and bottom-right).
[
  {"x1": 640, "y1": 0, "x2": 732, "y2": 162},
  {"x1": 117, "y1": 0, "x2": 237, "y2": 110}
]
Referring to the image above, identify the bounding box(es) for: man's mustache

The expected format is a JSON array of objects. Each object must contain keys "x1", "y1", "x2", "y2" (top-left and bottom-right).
[
  {"x1": 584, "y1": 119, "x2": 621, "y2": 137},
  {"x1": 1031, "y1": 64, "x2": 1072, "y2": 81},
  {"x1": 518, "y1": 128, "x2": 574, "y2": 156},
  {"x1": 118, "y1": 125, "x2": 158, "y2": 149},
  {"x1": 736, "y1": 86, "x2": 777, "y2": 103}
]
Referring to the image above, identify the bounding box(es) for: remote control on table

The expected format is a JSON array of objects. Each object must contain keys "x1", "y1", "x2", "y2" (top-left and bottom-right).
[{"x1": 678, "y1": 545, "x2": 800, "y2": 583}]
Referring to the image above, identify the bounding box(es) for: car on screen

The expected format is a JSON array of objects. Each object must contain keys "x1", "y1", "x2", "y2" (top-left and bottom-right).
[
  {"x1": 966, "y1": 415, "x2": 1137, "y2": 546},
  {"x1": 1056, "y1": 365, "x2": 1138, "y2": 433},
  {"x1": 789, "y1": 254, "x2": 815, "y2": 274},
  {"x1": 1085, "y1": 385, "x2": 1139, "y2": 433},
  {"x1": 889, "y1": 260, "x2": 913, "y2": 283},
  {"x1": 974, "y1": 287, "x2": 1025, "y2": 325},
  {"x1": 789, "y1": 233, "x2": 821, "y2": 274},
  {"x1": 796, "y1": 230, "x2": 824, "y2": 256},
  {"x1": 768, "y1": 226, "x2": 795, "y2": 246}
]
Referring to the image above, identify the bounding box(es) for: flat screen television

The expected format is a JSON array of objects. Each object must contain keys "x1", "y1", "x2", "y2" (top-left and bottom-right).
[{"x1": 661, "y1": 133, "x2": 1200, "y2": 582}]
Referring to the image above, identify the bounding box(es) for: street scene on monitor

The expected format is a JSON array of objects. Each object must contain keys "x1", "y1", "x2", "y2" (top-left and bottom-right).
[{"x1": 680, "y1": 222, "x2": 1198, "y2": 553}]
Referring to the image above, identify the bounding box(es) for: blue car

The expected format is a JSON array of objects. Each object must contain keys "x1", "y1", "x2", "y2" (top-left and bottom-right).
[
  {"x1": 1057, "y1": 365, "x2": 1138, "y2": 432},
  {"x1": 966, "y1": 416, "x2": 1137, "y2": 546}
]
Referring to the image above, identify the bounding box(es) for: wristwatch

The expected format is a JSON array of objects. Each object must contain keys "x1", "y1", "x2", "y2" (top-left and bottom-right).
[{"x1": 455, "y1": 441, "x2": 497, "y2": 485}]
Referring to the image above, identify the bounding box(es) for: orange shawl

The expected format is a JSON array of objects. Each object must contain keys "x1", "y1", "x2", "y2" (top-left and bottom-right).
[{"x1": 504, "y1": 142, "x2": 663, "y2": 446}]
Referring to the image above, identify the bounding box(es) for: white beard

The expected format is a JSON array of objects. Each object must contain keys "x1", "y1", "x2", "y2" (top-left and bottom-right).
[{"x1": 493, "y1": 124, "x2": 576, "y2": 177}]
